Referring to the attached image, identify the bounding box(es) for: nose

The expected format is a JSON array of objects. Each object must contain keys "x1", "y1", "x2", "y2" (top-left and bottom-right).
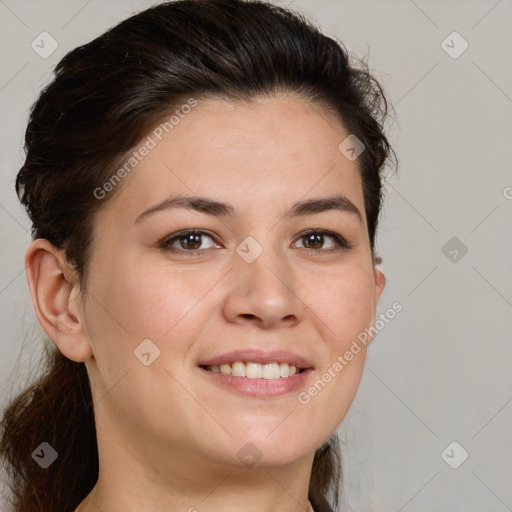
[{"x1": 222, "y1": 248, "x2": 303, "y2": 329}]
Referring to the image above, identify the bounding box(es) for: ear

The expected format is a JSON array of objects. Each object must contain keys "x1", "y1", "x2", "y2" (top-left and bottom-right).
[
  {"x1": 372, "y1": 252, "x2": 386, "y2": 306},
  {"x1": 373, "y1": 267, "x2": 386, "y2": 307},
  {"x1": 368, "y1": 256, "x2": 386, "y2": 341},
  {"x1": 25, "y1": 238, "x2": 92, "y2": 362}
]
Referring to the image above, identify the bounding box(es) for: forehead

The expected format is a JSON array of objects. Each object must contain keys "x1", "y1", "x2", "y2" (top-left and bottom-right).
[{"x1": 98, "y1": 95, "x2": 366, "y2": 225}]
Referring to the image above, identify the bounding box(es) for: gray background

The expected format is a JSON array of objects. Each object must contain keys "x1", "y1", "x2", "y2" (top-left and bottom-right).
[{"x1": 1, "y1": 0, "x2": 511, "y2": 511}]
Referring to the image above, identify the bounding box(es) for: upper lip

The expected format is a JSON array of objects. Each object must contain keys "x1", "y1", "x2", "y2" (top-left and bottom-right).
[{"x1": 198, "y1": 349, "x2": 314, "y2": 369}]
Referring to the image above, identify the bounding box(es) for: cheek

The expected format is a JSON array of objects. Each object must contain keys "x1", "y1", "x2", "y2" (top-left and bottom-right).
[
  {"x1": 300, "y1": 264, "x2": 373, "y2": 416},
  {"x1": 83, "y1": 259, "x2": 218, "y2": 432},
  {"x1": 307, "y1": 264, "x2": 375, "y2": 352},
  {"x1": 82, "y1": 258, "x2": 218, "y2": 404},
  {"x1": 86, "y1": 258, "x2": 218, "y2": 344}
]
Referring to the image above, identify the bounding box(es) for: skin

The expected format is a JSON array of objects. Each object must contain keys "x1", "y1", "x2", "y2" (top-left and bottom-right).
[{"x1": 26, "y1": 94, "x2": 385, "y2": 512}]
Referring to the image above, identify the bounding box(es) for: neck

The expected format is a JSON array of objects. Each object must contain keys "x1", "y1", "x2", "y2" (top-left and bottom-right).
[{"x1": 75, "y1": 425, "x2": 315, "y2": 512}]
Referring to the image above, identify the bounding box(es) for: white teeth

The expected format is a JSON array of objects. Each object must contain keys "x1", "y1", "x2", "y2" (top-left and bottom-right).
[
  {"x1": 205, "y1": 361, "x2": 301, "y2": 379},
  {"x1": 220, "y1": 363, "x2": 231, "y2": 375},
  {"x1": 263, "y1": 363, "x2": 280, "y2": 379},
  {"x1": 246, "y1": 362, "x2": 263, "y2": 378},
  {"x1": 231, "y1": 361, "x2": 246, "y2": 377}
]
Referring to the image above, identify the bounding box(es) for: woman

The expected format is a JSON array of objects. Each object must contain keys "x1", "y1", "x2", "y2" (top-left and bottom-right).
[{"x1": 0, "y1": 0, "x2": 396, "y2": 511}]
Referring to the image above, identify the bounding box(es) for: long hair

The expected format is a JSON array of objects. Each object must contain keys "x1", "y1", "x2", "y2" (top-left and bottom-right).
[{"x1": 1, "y1": 1, "x2": 396, "y2": 510}]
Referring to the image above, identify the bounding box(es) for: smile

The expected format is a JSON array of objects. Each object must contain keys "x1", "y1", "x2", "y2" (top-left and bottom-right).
[
  {"x1": 202, "y1": 361, "x2": 304, "y2": 379},
  {"x1": 198, "y1": 349, "x2": 314, "y2": 397}
]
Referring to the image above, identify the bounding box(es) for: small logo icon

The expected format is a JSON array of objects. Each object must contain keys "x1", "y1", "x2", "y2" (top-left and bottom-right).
[
  {"x1": 236, "y1": 236, "x2": 263, "y2": 263},
  {"x1": 441, "y1": 32, "x2": 468, "y2": 59},
  {"x1": 441, "y1": 441, "x2": 469, "y2": 469},
  {"x1": 134, "y1": 338, "x2": 161, "y2": 366},
  {"x1": 442, "y1": 236, "x2": 468, "y2": 263},
  {"x1": 31, "y1": 442, "x2": 58, "y2": 468},
  {"x1": 31, "y1": 32, "x2": 59, "y2": 59},
  {"x1": 338, "y1": 134, "x2": 365, "y2": 161},
  {"x1": 236, "y1": 442, "x2": 263, "y2": 467}
]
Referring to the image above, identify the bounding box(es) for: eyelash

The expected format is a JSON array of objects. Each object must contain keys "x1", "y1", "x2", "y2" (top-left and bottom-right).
[{"x1": 159, "y1": 229, "x2": 352, "y2": 255}]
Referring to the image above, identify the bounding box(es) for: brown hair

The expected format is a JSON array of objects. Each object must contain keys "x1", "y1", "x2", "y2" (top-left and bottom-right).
[{"x1": 0, "y1": 1, "x2": 396, "y2": 510}]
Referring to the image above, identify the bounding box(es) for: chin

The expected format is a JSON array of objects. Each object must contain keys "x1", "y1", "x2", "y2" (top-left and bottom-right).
[{"x1": 223, "y1": 428, "x2": 321, "y2": 469}]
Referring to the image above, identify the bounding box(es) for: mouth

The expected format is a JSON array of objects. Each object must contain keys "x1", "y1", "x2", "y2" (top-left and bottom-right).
[
  {"x1": 197, "y1": 349, "x2": 314, "y2": 397},
  {"x1": 200, "y1": 361, "x2": 306, "y2": 379}
]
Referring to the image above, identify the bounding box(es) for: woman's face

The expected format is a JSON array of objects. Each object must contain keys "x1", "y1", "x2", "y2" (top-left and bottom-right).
[{"x1": 80, "y1": 95, "x2": 385, "y2": 472}]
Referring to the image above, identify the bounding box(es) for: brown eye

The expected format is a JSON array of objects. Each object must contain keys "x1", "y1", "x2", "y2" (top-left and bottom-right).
[
  {"x1": 179, "y1": 233, "x2": 202, "y2": 250},
  {"x1": 161, "y1": 230, "x2": 219, "y2": 253},
  {"x1": 302, "y1": 232, "x2": 325, "y2": 249},
  {"x1": 294, "y1": 230, "x2": 351, "y2": 252}
]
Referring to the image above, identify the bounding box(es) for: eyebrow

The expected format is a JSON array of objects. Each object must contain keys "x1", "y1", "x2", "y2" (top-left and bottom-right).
[{"x1": 134, "y1": 194, "x2": 363, "y2": 224}]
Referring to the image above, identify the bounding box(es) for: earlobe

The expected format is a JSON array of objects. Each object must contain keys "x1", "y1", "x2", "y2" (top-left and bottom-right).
[{"x1": 25, "y1": 239, "x2": 92, "y2": 362}]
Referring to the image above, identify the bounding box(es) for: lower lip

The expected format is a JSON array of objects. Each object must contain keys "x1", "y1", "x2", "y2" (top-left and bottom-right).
[{"x1": 198, "y1": 367, "x2": 313, "y2": 397}]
